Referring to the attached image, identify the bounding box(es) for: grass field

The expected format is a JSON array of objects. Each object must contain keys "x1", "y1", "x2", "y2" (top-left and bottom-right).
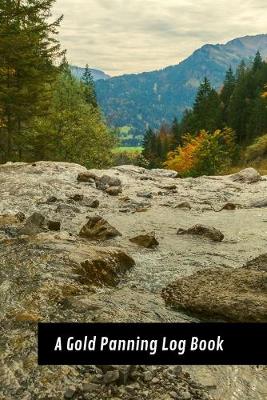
[{"x1": 113, "y1": 146, "x2": 143, "y2": 154}]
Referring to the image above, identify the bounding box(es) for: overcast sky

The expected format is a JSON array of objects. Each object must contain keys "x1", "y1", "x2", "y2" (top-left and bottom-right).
[{"x1": 53, "y1": 0, "x2": 267, "y2": 76}]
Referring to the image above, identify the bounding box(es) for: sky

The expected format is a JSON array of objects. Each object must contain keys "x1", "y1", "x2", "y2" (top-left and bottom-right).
[{"x1": 53, "y1": 0, "x2": 267, "y2": 76}]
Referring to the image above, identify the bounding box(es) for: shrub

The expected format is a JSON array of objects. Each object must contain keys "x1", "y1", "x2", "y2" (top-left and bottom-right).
[
  {"x1": 164, "y1": 128, "x2": 236, "y2": 177},
  {"x1": 244, "y1": 133, "x2": 267, "y2": 161}
]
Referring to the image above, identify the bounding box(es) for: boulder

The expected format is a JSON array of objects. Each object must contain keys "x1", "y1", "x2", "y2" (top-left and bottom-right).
[
  {"x1": 69, "y1": 194, "x2": 84, "y2": 201},
  {"x1": 105, "y1": 186, "x2": 122, "y2": 196},
  {"x1": 162, "y1": 268, "x2": 267, "y2": 322},
  {"x1": 244, "y1": 254, "x2": 267, "y2": 272},
  {"x1": 130, "y1": 233, "x2": 159, "y2": 248},
  {"x1": 231, "y1": 168, "x2": 261, "y2": 183},
  {"x1": 19, "y1": 212, "x2": 46, "y2": 235},
  {"x1": 95, "y1": 175, "x2": 122, "y2": 190},
  {"x1": 83, "y1": 198, "x2": 100, "y2": 209},
  {"x1": 74, "y1": 246, "x2": 135, "y2": 286},
  {"x1": 47, "y1": 220, "x2": 61, "y2": 232},
  {"x1": 218, "y1": 202, "x2": 237, "y2": 211},
  {"x1": 177, "y1": 224, "x2": 224, "y2": 242},
  {"x1": 77, "y1": 171, "x2": 97, "y2": 182},
  {"x1": 79, "y1": 216, "x2": 121, "y2": 240}
]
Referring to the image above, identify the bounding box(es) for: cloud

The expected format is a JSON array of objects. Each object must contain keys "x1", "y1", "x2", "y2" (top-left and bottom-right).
[{"x1": 53, "y1": 0, "x2": 267, "y2": 75}]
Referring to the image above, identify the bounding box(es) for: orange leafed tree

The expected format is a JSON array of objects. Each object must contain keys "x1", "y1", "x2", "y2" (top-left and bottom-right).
[{"x1": 165, "y1": 128, "x2": 236, "y2": 177}]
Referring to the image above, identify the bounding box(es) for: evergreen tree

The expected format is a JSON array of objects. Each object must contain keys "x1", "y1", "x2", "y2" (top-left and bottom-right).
[
  {"x1": 221, "y1": 67, "x2": 236, "y2": 125},
  {"x1": 221, "y1": 67, "x2": 236, "y2": 105},
  {"x1": 28, "y1": 69, "x2": 115, "y2": 167},
  {"x1": 142, "y1": 127, "x2": 157, "y2": 166},
  {"x1": 0, "y1": 0, "x2": 63, "y2": 162},
  {"x1": 82, "y1": 64, "x2": 97, "y2": 108},
  {"x1": 253, "y1": 51, "x2": 263, "y2": 72},
  {"x1": 192, "y1": 77, "x2": 222, "y2": 132},
  {"x1": 171, "y1": 117, "x2": 182, "y2": 147}
]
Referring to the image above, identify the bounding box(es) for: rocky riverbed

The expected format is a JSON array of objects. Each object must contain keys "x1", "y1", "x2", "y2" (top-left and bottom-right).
[{"x1": 0, "y1": 161, "x2": 266, "y2": 399}]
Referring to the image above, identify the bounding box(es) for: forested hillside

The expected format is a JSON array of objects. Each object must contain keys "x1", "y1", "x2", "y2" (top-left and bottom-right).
[
  {"x1": 95, "y1": 34, "x2": 267, "y2": 144},
  {"x1": 141, "y1": 53, "x2": 267, "y2": 176},
  {"x1": 0, "y1": 0, "x2": 114, "y2": 167}
]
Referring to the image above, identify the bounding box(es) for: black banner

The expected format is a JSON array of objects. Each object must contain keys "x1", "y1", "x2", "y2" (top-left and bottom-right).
[{"x1": 38, "y1": 323, "x2": 267, "y2": 365}]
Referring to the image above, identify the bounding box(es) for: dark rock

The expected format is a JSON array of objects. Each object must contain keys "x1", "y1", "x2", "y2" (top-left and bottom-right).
[
  {"x1": 177, "y1": 224, "x2": 224, "y2": 242},
  {"x1": 175, "y1": 202, "x2": 191, "y2": 210},
  {"x1": 75, "y1": 246, "x2": 135, "y2": 286},
  {"x1": 26, "y1": 212, "x2": 45, "y2": 226},
  {"x1": 79, "y1": 216, "x2": 121, "y2": 240},
  {"x1": 47, "y1": 220, "x2": 61, "y2": 231},
  {"x1": 64, "y1": 388, "x2": 75, "y2": 399},
  {"x1": 244, "y1": 254, "x2": 267, "y2": 272},
  {"x1": 140, "y1": 175, "x2": 154, "y2": 181},
  {"x1": 130, "y1": 233, "x2": 159, "y2": 248},
  {"x1": 137, "y1": 192, "x2": 153, "y2": 199},
  {"x1": 231, "y1": 168, "x2": 261, "y2": 183},
  {"x1": 218, "y1": 202, "x2": 237, "y2": 211},
  {"x1": 19, "y1": 212, "x2": 46, "y2": 235},
  {"x1": 70, "y1": 194, "x2": 84, "y2": 201},
  {"x1": 77, "y1": 171, "x2": 97, "y2": 182},
  {"x1": 162, "y1": 267, "x2": 267, "y2": 322},
  {"x1": 98, "y1": 365, "x2": 135, "y2": 385},
  {"x1": 103, "y1": 370, "x2": 120, "y2": 384},
  {"x1": 46, "y1": 196, "x2": 58, "y2": 203},
  {"x1": 83, "y1": 198, "x2": 100, "y2": 209},
  {"x1": 160, "y1": 184, "x2": 177, "y2": 190},
  {"x1": 15, "y1": 212, "x2": 26, "y2": 222},
  {"x1": 96, "y1": 175, "x2": 122, "y2": 190},
  {"x1": 105, "y1": 186, "x2": 122, "y2": 196}
]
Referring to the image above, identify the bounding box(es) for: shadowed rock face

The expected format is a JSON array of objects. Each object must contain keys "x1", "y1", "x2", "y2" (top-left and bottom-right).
[
  {"x1": 79, "y1": 215, "x2": 121, "y2": 240},
  {"x1": 0, "y1": 162, "x2": 267, "y2": 399},
  {"x1": 162, "y1": 268, "x2": 267, "y2": 322},
  {"x1": 231, "y1": 167, "x2": 262, "y2": 183},
  {"x1": 73, "y1": 246, "x2": 135, "y2": 286},
  {"x1": 244, "y1": 254, "x2": 267, "y2": 272},
  {"x1": 130, "y1": 233, "x2": 159, "y2": 248},
  {"x1": 177, "y1": 224, "x2": 224, "y2": 242}
]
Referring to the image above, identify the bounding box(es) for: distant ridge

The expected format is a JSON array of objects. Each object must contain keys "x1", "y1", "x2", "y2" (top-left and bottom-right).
[
  {"x1": 93, "y1": 34, "x2": 267, "y2": 142},
  {"x1": 71, "y1": 65, "x2": 110, "y2": 81}
]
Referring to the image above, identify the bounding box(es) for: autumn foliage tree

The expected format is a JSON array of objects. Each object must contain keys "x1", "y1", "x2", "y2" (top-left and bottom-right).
[{"x1": 165, "y1": 128, "x2": 236, "y2": 177}]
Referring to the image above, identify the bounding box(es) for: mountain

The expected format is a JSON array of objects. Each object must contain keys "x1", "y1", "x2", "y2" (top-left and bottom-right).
[
  {"x1": 71, "y1": 65, "x2": 110, "y2": 81},
  {"x1": 95, "y1": 34, "x2": 267, "y2": 144}
]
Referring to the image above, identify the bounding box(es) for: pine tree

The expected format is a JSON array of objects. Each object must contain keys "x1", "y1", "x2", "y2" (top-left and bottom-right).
[
  {"x1": 82, "y1": 64, "x2": 97, "y2": 108},
  {"x1": 192, "y1": 77, "x2": 222, "y2": 132},
  {"x1": 171, "y1": 117, "x2": 182, "y2": 147},
  {"x1": 28, "y1": 69, "x2": 115, "y2": 167},
  {"x1": 0, "y1": 0, "x2": 63, "y2": 162},
  {"x1": 253, "y1": 51, "x2": 263, "y2": 72},
  {"x1": 221, "y1": 67, "x2": 236, "y2": 105},
  {"x1": 142, "y1": 127, "x2": 157, "y2": 166},
  {"x1": 221, "y1": 67, "x2": 236, "y2": 125}
]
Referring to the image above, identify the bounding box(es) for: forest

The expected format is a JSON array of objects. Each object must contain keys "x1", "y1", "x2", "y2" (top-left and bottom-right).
[
  {"x1": 0, "y1": 0, "x2": 115, "y2": 168},
  {"x1": 142, "y1": 53, "x2": 267, "y2": 176},
  {"x1": 1, "y1": 1, "x2": 267, "y2": 178}
]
